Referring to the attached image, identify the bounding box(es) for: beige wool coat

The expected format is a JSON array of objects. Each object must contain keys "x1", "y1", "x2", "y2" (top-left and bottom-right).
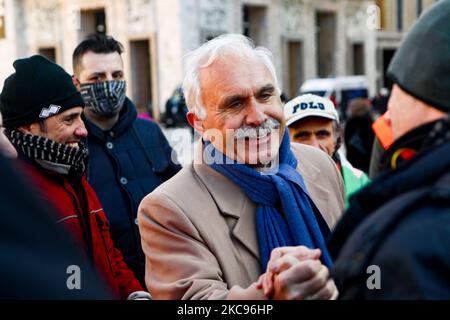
[{"x1": 138, "y1": 142, "x2": 345, "y2": 299}]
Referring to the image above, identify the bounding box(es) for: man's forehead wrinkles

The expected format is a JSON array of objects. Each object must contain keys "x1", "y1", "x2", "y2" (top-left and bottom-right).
[
  {"x1": 258, "y1": 84, "x2": 275, "y2": 91},
  {"x1": 219, "y1": 83, "x2": 274, "y2": 98}
]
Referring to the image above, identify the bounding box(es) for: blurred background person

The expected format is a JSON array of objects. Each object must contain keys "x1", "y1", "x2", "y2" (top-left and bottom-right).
[
  {"x1": 162, "y1": 85, "x2": 189, "y2": 129},
  {"x1": 371, "y1": 87, "x2": 390, "y2": 118},
  {"x1": 344, "y1": 98, "x2": 375, "y2": 173}
]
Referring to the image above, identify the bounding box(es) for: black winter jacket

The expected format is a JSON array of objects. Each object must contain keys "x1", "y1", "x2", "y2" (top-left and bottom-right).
[
  {"x1": 83, "y1": 98, "x2": 181, "y2": 286},
  {"x1": 329, "y1": 140, "x2": 450, "y2": 299}
]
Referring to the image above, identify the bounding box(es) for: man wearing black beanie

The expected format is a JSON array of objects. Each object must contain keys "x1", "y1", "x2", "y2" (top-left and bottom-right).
[
  {"x1": 328, "y1": 0, "x2": 450, "y2": 299},
  {"x1": 0, "y1": 55, "x2": 149, "y2": 300}
]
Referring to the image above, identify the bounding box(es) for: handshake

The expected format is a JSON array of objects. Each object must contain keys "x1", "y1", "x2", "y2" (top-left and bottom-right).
[{"x1": 228, "y1": 246, "x2": 338, "y2": 300}]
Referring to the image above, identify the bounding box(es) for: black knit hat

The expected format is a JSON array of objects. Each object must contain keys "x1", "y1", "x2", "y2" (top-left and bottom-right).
[
  {"x1": 0, "y1": 55, "x2": 85, "y2": 128},
  {"x1": 387, "y1": 0, "x2": 450, "y2": 113}
]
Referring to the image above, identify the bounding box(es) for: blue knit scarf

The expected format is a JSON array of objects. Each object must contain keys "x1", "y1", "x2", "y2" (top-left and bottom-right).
[{"x1": 206, "y1": 132, "x2": 332, "y2": 270}]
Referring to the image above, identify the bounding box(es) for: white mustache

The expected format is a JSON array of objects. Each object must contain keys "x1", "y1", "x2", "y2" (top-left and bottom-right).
[{"x1": 234, "y1": 118, "x2": 280, "y2": 139}]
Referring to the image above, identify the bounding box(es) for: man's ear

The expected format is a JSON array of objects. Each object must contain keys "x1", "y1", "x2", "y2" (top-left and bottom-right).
[
  {"x1": 72, "y1": 76, "x2": 81, "y2": 92},
  {"x1": 187, "y1": 111, "x2": 205, "y2": 135},
  {"x1": 18, "y1": 124, "x2": 33, "y2": 135},
  {"x1": 18, "y1": 121, "x2": 45, "y2": 135}
]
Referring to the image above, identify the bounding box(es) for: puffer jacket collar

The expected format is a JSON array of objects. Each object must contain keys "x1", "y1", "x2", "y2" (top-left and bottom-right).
[{"x1": 83, "y1": 98, "x2": 137, "y2": 141}]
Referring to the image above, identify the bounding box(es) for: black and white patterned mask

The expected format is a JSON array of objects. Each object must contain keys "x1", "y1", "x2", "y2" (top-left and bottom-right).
[{"x1": 80, "y1": 80, "x2": 126, "y2": 118}]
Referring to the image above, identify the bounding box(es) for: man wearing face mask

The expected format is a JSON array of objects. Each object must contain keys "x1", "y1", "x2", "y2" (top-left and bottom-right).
[{"x1": 72, "y1": 34, "x2": 181, "y2": 287}]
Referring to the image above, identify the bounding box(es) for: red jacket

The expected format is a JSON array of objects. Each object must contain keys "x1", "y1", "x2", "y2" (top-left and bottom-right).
[{"x1": 20, "y1": 159, "x2": 143, "y2": 299}]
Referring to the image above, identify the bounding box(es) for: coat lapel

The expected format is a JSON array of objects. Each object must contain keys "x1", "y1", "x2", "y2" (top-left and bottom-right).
[{"x1": 193, "y1": 142, "x2": 260, "y2": 261}]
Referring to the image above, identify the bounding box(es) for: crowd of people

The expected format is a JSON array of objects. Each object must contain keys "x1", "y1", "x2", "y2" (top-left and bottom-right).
[{"x1": 0, "y1": 0, "x2": 449, "y2": 300}]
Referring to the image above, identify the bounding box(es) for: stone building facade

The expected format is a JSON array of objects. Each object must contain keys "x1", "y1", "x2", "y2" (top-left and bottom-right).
[
  {"x1": 179, "y1": 0, "x2": 378, "y2": 101},
  {"x1": 0, "y1": 0, "x2": 440, "y2": 118},
  {"x1": 376, "y1": 0, "x2": 438, "y2": 89}
]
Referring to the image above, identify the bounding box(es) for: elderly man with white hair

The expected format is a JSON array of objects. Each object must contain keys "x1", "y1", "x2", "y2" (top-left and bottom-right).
[{"x1": 138, "y1": 34, "x2": 345, "y2": 300}]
